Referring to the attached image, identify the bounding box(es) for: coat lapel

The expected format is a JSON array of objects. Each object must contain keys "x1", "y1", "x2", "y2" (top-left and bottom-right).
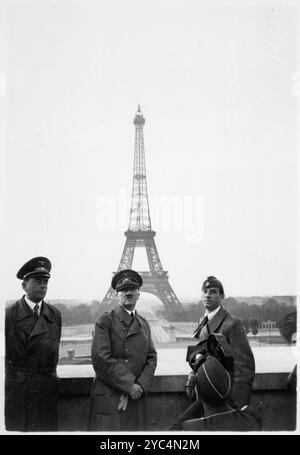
[
  {"x1": 126, "y1": 318, "x2": 141, "y2": 337},
  {"x1": 14, "y1": 298, "x2": 36, "y2": 337},
  {"x1": 126, "y1": 313, "x2": 143, "y2": 338},
  {"x1": 16, "y1": 297, "x2": 33, "y2": 321},
  {"x1": 114, "y1": 305, "x2": 142, "y2": 338},
  {"x1": 198, "y1": 323, "x2": 210, "y2": 341},
  {"x1": 193, "y1": 315, "x2": 208, "y2": 338},
  {"x1": 28, "y1": 301, "x2": 53, "y2": 340},
  {"x1": 115, "y1": 305, "x2": 131, "y2": 326},
  {"x1": 41, "y1": 301, "x2": 54, "y2": 323},
  {"x1": 207, "y1": 306, "x2": 229, "y2": 334},
  {"x1": 197, "y1": 307, "x2": 229, "y2": 341}
]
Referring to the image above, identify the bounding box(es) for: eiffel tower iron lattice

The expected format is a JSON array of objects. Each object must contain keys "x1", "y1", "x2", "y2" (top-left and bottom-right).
[{"x1": 101, "y1": 106, "x2": 185, "y2": 316}]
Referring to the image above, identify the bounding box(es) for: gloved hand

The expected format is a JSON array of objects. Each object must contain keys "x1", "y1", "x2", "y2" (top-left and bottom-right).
[
  {"x1": 117, "y1": 394, "x2": 128, "y2": 411},
  {"x1": 129, "y1": 383, "x2": 143, "y2": 400}
]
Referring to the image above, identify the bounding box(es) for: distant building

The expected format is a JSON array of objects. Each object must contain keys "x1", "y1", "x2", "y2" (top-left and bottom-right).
[{"x1": 261, "y1": 320, "x2": 276, "y2": 329}]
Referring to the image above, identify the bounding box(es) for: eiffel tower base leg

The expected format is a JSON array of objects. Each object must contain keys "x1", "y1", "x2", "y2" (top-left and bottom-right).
[{"x1": 141, "y1": 274, "x2": 186, "y2": 320}]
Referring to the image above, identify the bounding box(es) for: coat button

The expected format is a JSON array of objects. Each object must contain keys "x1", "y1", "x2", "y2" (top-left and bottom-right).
[{"x1": 125, "y1": 360, "x2": 128, "y2": 363}]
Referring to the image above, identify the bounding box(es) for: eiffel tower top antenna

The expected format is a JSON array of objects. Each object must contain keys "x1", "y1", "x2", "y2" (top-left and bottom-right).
[{"x1": 129, "y1": 105, "x2": 152, "y2": 232}]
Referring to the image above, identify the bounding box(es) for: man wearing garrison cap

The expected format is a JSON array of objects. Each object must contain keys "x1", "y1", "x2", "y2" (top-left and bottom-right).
[
  {"x1": 171, "y1": 276, "x2": 255, "y2": 430},
  {"x1": 89, "y1": 269, "x2": 157, "y2": 431},
  {"x1": 183, "y1": 356, "x2": 261, "y2": 431},
  {"x1": 5, "y1": 257, "x2": 62, "y2": 431}
]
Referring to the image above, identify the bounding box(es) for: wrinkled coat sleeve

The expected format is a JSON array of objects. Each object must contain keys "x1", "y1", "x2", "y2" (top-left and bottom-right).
[
  {"x1": 53, "y1": 306, "x2": 62, "y2": 340},
  {"x1": 225, "y1": 318, "x2": 255, "y2": 406},
  {"x1": 91, "y1": 315, "x2": 136, "y2": 395},
  {"x1": 58, "y1": 311, "x2": 62, "y2": 339},
  {"x1": 136, "y1": 321, "x2": 157, "y2": 393}
]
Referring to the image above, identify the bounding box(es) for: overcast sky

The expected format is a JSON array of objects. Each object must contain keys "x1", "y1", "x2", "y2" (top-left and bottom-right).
[{"x1": 0, "y1": 0, "x2": 299, "y2": 306}]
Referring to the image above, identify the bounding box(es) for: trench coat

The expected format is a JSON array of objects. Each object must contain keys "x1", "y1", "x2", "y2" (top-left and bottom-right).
[
  {"x1": 171, "y1": 306, "x2": 255, "y2": 430},
  {"x1": 195, "y1": 306, "x2": 255, "y2": 406},
  {"x1": 5, "y1": 297, "x2": 62, "y2": 431},
  {"x1": 89, "y1": 305, "x2": 157, "y2": 431}
]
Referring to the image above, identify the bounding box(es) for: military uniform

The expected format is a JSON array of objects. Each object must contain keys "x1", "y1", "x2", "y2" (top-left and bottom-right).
[
  {"x1": 5, "y1": 257, "x2": 61, "y2": 431},
  {"x1": 183, "y1": 407, "x2": 261, "y2": 432},
  {"x1": 183, "y1": 354, "x2": 261, "y2": 432},
  {"x1": 89, "y1": 270, "x2": 157, "y2": 431},
  {"x1": 171, "y1": 276, "x2": 255, "y2": 430},
  {"x1": 194, "y1": 306, "x2": 255, "y2": 406}
]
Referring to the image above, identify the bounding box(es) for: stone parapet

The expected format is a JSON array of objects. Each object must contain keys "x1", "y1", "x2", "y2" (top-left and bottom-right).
[{"x1": 58, "y1": 372, "x2": 296, "y2": 432}]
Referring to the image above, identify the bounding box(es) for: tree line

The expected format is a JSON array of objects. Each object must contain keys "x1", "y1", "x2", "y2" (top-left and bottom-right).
[
  {"x1": 52, "y1": 296, "x2": 296, "y2": 345},
  {"x1": 53, "y1": 300, "x2": 107, "y2": 325},
  {"x1": 171, "y1": 297, "x2": 296, "y2": 325},
  {"x1": 53, "y1": 296, "x2": 296, "y2": 327},
  {"x1": 158, "y1": 297, "x2": 297, "y2": 345}
]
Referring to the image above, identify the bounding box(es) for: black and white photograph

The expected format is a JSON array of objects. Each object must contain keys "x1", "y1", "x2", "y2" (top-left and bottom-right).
[{"x1": 0, "y1": 0, "x2": 298, "y2": 438}]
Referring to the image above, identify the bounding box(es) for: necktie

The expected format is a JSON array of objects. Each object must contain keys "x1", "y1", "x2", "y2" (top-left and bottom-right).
[
  {"x1": 193, "y1": 315, "x2": 209, "y2": 339},
  {"x1": 203, "y1": 315, "x2": 209, "y2": 325},
  {"x1": 130, "y1": 312, "x2": 135, "y2": 319},
  {"x1": 33, "y1": 304, "x2": 39, "y2": 318}
]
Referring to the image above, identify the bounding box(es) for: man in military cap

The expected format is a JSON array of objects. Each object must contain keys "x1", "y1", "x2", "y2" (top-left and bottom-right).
[
  {"x1": 89, "y1": 269, "x2": 157, "y2": 431},
  {"x1": 171, "y1": 275, "x2": 255, "y2": 429},
  {"x1": 183, "y1": 355, "x2": 261, "y2": 431},
  {"x1": 5, "y1": 257, "x2": 62, "y2": 431}
]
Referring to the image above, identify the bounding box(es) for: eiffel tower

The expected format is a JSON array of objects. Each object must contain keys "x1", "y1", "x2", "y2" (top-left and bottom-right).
[{"x1": 101, "y1": 106, "x2": 185, "y2": 317}]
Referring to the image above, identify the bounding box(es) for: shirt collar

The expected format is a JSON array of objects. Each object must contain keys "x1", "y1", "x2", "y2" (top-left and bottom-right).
[
  {"x1": 205, "y1": 305, "x2": 221, "y2": 321},
  {"x1": 123, "y1": 308, "x2": 136, "y2": 317},
  {"x1": 25, "y1": 295, "x2": 42, "y2": 313}
]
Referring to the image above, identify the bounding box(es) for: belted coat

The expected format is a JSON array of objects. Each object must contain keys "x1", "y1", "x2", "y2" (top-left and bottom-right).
[
  {"x1": 195, "y1": 306, "x2": 255, "y2": 407},
  {"x1": 5, "y1": 297, "x2": 62, "y2": 431},
  {"x1": 89, "y1": 305, "x2": 157, "y2": 431}
]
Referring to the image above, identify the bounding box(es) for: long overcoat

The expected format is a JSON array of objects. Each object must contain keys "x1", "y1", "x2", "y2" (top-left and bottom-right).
[
  {"x1": 5, "y1": 297, "x2": 62, "y2": 431},
  {"x1": 195, "y1": 306, "x2": 255, "y2": 406},
  {"x1": 89, "y1": 305, "x2": 157, "y2": 431}
]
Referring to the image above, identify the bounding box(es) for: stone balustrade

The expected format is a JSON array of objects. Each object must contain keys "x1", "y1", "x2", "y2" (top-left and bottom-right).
[{"x1": 57, "y1": 370, "x2": 296, "y2": 432}]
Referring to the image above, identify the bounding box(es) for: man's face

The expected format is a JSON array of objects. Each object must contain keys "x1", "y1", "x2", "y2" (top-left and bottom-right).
[
  {"x1": 117, "y1": 287, "x2": 140, "y2": 311},
  {"x1": 201, "y1": 286, "x2": 223, "y2": 313},
  {"x1": 22, "y1": 276, "x2": 49, "y2": 302}
]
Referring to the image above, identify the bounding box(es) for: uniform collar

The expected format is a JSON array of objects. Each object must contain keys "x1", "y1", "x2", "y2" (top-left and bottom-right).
[
  {"x1": 206, "y1": 306, "x2": 229, "y2": 334},
  {"x1": 205, "y1": 305, "x2": 221, "y2": 321},
  {"x1": 115, "y1": 305, "x2": 141, "y2": 326},
  {"x1": 16, "y1": 296, "x2": 53, "y2": 322},
  {"x1": 16, "y1": 297, "x2": 34, "y2": 321},
  {"x1": 123, "y1": 308, "x2": 136, "y2": 317},
  {"x1": 24, "y1": 295, "x2": 42, "y2": 313}
]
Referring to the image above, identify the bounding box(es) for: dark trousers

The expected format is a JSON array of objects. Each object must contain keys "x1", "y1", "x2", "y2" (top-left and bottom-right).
[{"x1": 5, "y1": 369, "x2": 59, "y2": 432}]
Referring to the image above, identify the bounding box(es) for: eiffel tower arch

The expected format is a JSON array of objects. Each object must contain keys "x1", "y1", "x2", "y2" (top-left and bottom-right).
[{"x1": 101, "y1": 106, "x2": 185, "y2": 318}]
